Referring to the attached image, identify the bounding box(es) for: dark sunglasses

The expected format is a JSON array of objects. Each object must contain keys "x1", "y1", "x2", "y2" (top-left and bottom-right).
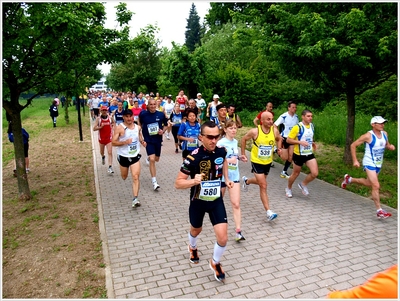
[{"x1": 202, "y1": 134, "x2": 220, "y2": 140}]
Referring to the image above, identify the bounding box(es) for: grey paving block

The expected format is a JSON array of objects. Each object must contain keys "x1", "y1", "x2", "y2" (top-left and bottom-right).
[{"x1": 90, "y1": 122, "x2": 398, "y2": 299}]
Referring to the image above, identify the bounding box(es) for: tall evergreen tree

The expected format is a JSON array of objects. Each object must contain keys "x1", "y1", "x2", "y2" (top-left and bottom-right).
[{"x1": 185, "y1": 3, "x2": 201, "y2": 53}]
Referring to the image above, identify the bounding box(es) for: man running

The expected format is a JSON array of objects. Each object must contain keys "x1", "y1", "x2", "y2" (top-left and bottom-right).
[
  {"x1": 274, "y1": 101, "x2": 299, "y2": 178},
  {"x1": 241, "y1": 111, "x2": 283, "y2": 221},
  {"x1": 138, "y1": 98, "x2": 168, "y2": 190},
  {"x1": 112, "y1": 109, "x2": 146, "y2": 208},
  {"x1": 341, "y1": 116, "x2": 395, "y2": 218},
  {"x1": 93, "y1": 105, "x2": 115, "y2": 174},
  {"x1": 175, "y1": 121, "x2": 233, "y2": 283},
  {"x1": 285, "y1": 109, "x2": 318, "y2": 198}
]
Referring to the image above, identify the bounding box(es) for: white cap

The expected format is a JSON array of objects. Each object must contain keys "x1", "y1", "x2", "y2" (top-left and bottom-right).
[
  {"x1": 197, "y1": 93, "x2": 202, "y2": 96},
  {"x1": 371, "y1": 116, "x2": 387, "y2": 124},
  {"x1": 213, "y1": 94, "x2": 220, "y2": 99}
]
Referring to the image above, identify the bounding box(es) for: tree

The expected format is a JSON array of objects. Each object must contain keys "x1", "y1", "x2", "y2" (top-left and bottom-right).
[
  {"x1": 263, "y1": 3, "x2": 397, "y2": 163},
  {"x1": 107, "y1": 25, "x2": 162, "y2": 92},
  {"x1": 2, "y1": 2, "x2": 132, "y2": 200},
  {"x1": 185, "y1": 3, "x2": 201, "y2": 53}
]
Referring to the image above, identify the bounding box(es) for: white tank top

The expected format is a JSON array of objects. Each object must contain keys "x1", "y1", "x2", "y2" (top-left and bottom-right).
[
  {"x1": 117, "y1": 124, "x2": 141, "y2": 157},
  {"x1": 362, "y1": 130, "x2": 387, "y2": 168}
]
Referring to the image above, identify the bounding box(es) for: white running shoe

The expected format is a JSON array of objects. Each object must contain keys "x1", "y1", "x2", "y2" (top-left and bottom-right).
[
  {"x1": 153, "y1": 181, "x2": 160, "y2": 191},
  {"x1": 267, "y1": 210, "x2": 278, "y2": 221},
  {"x1": 298, "y1": 183, "x2": 309, "y2": 196},
  {"x1": 107, "y1": 166, "x2": 114, "y2": 174},
  {"x1": 132, "y1": 198, "x2": 141, "y2": 208},
  {"x1": 280, "y1": 171, "x2": 290, "y2": 179},
  {"x1": 145, "y1": 157, "x2": 150, "y2": 165},
  {"x1": 285, "y1": 187, "x2": 292, "y2": 198},
  {"x1": 242, "y1": 176, "x2": 249, "y2": 192}
]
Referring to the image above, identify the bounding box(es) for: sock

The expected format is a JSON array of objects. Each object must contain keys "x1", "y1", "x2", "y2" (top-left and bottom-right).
[
  {"x1": 152, "y1": 177, "x2": 157, "y2": 183},
  {"x1": 348, "y1": 177, "x2": 352, "y2": 183},
  {"x1": 283, "y1": 161, "x2": 291, "y2": 172},
  {"x1": 188, "y1": 232, "x2": 198, "y2": 249},
  {"x1": 109, "y1": 165, "x2": 112, "y2": 168},
  {"x1": 212, "y1": 242, "x2": 226, "y2": 264},
  {"x1": 377, "y1": 208, "x2": 382, "y2": 212}
]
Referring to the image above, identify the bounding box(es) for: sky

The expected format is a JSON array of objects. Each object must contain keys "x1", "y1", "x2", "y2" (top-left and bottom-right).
[{"x1": 99, "y1": 1, "x2": 211, "y2": 75}]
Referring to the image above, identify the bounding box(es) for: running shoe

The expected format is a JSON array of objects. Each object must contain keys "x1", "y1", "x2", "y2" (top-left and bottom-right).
[
  {"x1": 175, "y1": 149, "x2": 178, "y2": 153},
  {"x1": 271, "y1": 161, "x2": 275, "y2": 167},
  {"x1": 188, "y1": 245, "x2": 199, "y2": 264},
  {"x1": 132, "y1": 198, "x2": 141, "y2": 208},
  {"x1": 209, "y1": 259, "x2": 225, "y2": 282},
  {"x1": 26, "y1": 168, "x2": 30, "y2": 173},
  {"x1": 280, "y1": 171, "x2": 290, "y2": 179},
  {"x1": 235, "y1": 231, "x2": 246, "y2": 242},
  {"x1": 153, "y1": 181, "x2": 160, "y2": 191},
  {"x1": 298, "y1": 183, "x2": 309, "y2": 196},
  {"x1": 242, "y1": 176, "x2": 249, "y2": 192},
  {"x1": 377, "y1": 209, "x2": 392, "y2": 219},
  {"x1": 341, "y1": 174, "x2": 350, "y2": 189},
  {"x1": 267, "y1": 210, "x2": 278, "y2": 221},
  {"x1": 145, "y1": 157, "x2": 150, "y2": 165},
  {"x1": 285, "y1": 187, "x2": 292, "y2": 198},
  {"x1": 102, "y1": 156, "x2": 105, "y2": 165},
  {"x1": 108, "y1": 166, "x2": 114, "y2": 174}
]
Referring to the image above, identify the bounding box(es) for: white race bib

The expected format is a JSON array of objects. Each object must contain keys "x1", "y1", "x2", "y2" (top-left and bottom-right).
[
  {"x1": 257, "y1": 145, "x2": 273, "y2": 160},
  {"x1": 147, "y1": 122, "x2": 159, "y2": 135},
  {"x1": 199, "y1": 180, "x2": 221, "y2": 201}
]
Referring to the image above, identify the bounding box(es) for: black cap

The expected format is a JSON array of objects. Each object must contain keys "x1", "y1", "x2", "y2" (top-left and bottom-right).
[
  {"x1": 167, "y1": 95, "x2": 172, "y2": 98},
  {"x1": 123, "y1": 109, "x2": 133, "y2": 115},
  {"x1": 216, "y1": 103, "x2": 226, "y2": 111}
]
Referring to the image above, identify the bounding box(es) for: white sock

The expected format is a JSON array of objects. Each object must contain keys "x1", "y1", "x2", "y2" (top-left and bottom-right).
[
  {"x1": 188, "y1": 232, "x2": 198, "y2": 249},
  {"x1": 212, "y1": 242, "x2": 226, "y2": 263},
  {"x1": 152, "y1": 177, "x2": 157, "y2": 183}
]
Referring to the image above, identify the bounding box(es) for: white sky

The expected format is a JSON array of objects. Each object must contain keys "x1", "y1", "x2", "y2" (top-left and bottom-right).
[{"x1": 99, "y1": 1, "x2": 211, "y2": 75}]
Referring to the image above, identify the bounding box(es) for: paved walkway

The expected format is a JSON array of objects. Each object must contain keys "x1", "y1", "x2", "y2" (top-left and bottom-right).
[{"x1": 90, "y1": 122, "x2": 397, "y2": 299}]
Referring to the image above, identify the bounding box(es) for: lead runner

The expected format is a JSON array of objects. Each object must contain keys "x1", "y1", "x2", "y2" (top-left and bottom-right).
[{"x1": 174, "y1": 121, "x2": 233, "y2": 283}]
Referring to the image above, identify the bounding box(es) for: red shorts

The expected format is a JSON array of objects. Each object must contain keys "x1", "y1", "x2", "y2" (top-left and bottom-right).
[{"x1": 99, "y1": 139, "x2": 111, "y2": 145}]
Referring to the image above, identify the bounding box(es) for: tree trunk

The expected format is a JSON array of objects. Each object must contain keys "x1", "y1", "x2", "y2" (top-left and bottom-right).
[
  {"x1": 343, "y1": 86, "x2": 356, "y2": 164},
  {"x1": 4, "y1": 98, "x2": 32, "y2": 200}
]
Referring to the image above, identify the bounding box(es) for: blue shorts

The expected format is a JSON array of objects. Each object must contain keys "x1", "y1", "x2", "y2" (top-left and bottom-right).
[
  {"x1": 364, "y1": 165, "x2": 381, "y2": 174},
  {"x1": 145, "y1": 141, "x2": 162, "y2": 157}
]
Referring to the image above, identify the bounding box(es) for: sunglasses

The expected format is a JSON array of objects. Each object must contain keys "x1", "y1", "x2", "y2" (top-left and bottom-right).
[{"x1": 202, "y1": 134, "x2": 220, "y2": 140}]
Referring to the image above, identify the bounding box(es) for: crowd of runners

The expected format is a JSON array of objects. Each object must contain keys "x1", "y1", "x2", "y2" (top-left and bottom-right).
[{"x1": 88, "y1": 88, "x2": 395, "y2": 286}]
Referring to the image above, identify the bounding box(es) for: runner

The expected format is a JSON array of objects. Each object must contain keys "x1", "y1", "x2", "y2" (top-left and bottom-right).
[
  {"x1": 217, "y1": 119, "x2": 247, "y2": 241},
  {"x1": 93, "y1": 105, "x2": 115, "y2": 174},
  {"x1": 341, "y1": 116, "x2": 395, "y2": 218},
  {"x1": 177, "y1": 109, "x2": 201, "y2": 160},
  {"x1": 241, "y1": 111, "x2": 283, "y2": 221},
  {"x1": 174, "y1": 121, "x2": 233, "y2": 283},
  {"x1": 168, "y1": 103, "x2": 183, "y2": 153},
  {"x1": 112, "y1": 109, "x2": 146, "y2": 208},
  {"x1": 285, "y1": 109, "x2": 318, "y2": 198},
  {"x1": 138, "y1": 98, "x2": 168, "y2": 190},
  {"x1": 273, "y1": 101, "x2": 299, "y2": 178}
]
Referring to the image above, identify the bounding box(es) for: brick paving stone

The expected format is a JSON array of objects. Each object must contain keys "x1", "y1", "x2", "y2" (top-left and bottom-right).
[{"x1": 90, "y1": 121, "x2": 398, "y2": 299}]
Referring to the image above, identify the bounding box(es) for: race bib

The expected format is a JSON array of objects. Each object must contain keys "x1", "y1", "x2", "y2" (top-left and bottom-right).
[
  {"x1": 258, "y1": 145, "x2": 273, "y2": 160},
  {"x1": 180, "y1": 104, "x2": 186, "y2": 111},
  {"x1": 187, "y1": 136, "x2": 198, "y2": 149},
  {"x1": 172, "y1": 116, "x2": 182, "y2": 124},
  {"x1": 128, "y1": 141, "x2": 138, "y2": 156},
  {"x1": 147, "y1": 122, "x2": 159, "y2": 135},
  {"x1": 199, "y1": 180, "x2": 221, "y2": 201}
]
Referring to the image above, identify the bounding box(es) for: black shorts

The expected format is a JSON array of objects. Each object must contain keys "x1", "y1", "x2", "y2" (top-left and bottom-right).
[
  {"x1": 144, "y1": 141, "x2": 162, "y2": 157},
  {"x1": 93, "y1": 108, "x2": 100, "y2": 116},
  {"x1": 117, "y1": 154, "x2": 141, "y2": 168},
  {"x1": 282, "y1": 137, "x2": 292, "y2": 149},
  {"x1": 189, "y1": 197, "x2": 228, "y2": 228},
  {"x1": 292, "y1": 153, "x2": 315, "y2": 167},
  {"x1": 251, "y1": 161, "x2": 272, "y2": 175}
]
